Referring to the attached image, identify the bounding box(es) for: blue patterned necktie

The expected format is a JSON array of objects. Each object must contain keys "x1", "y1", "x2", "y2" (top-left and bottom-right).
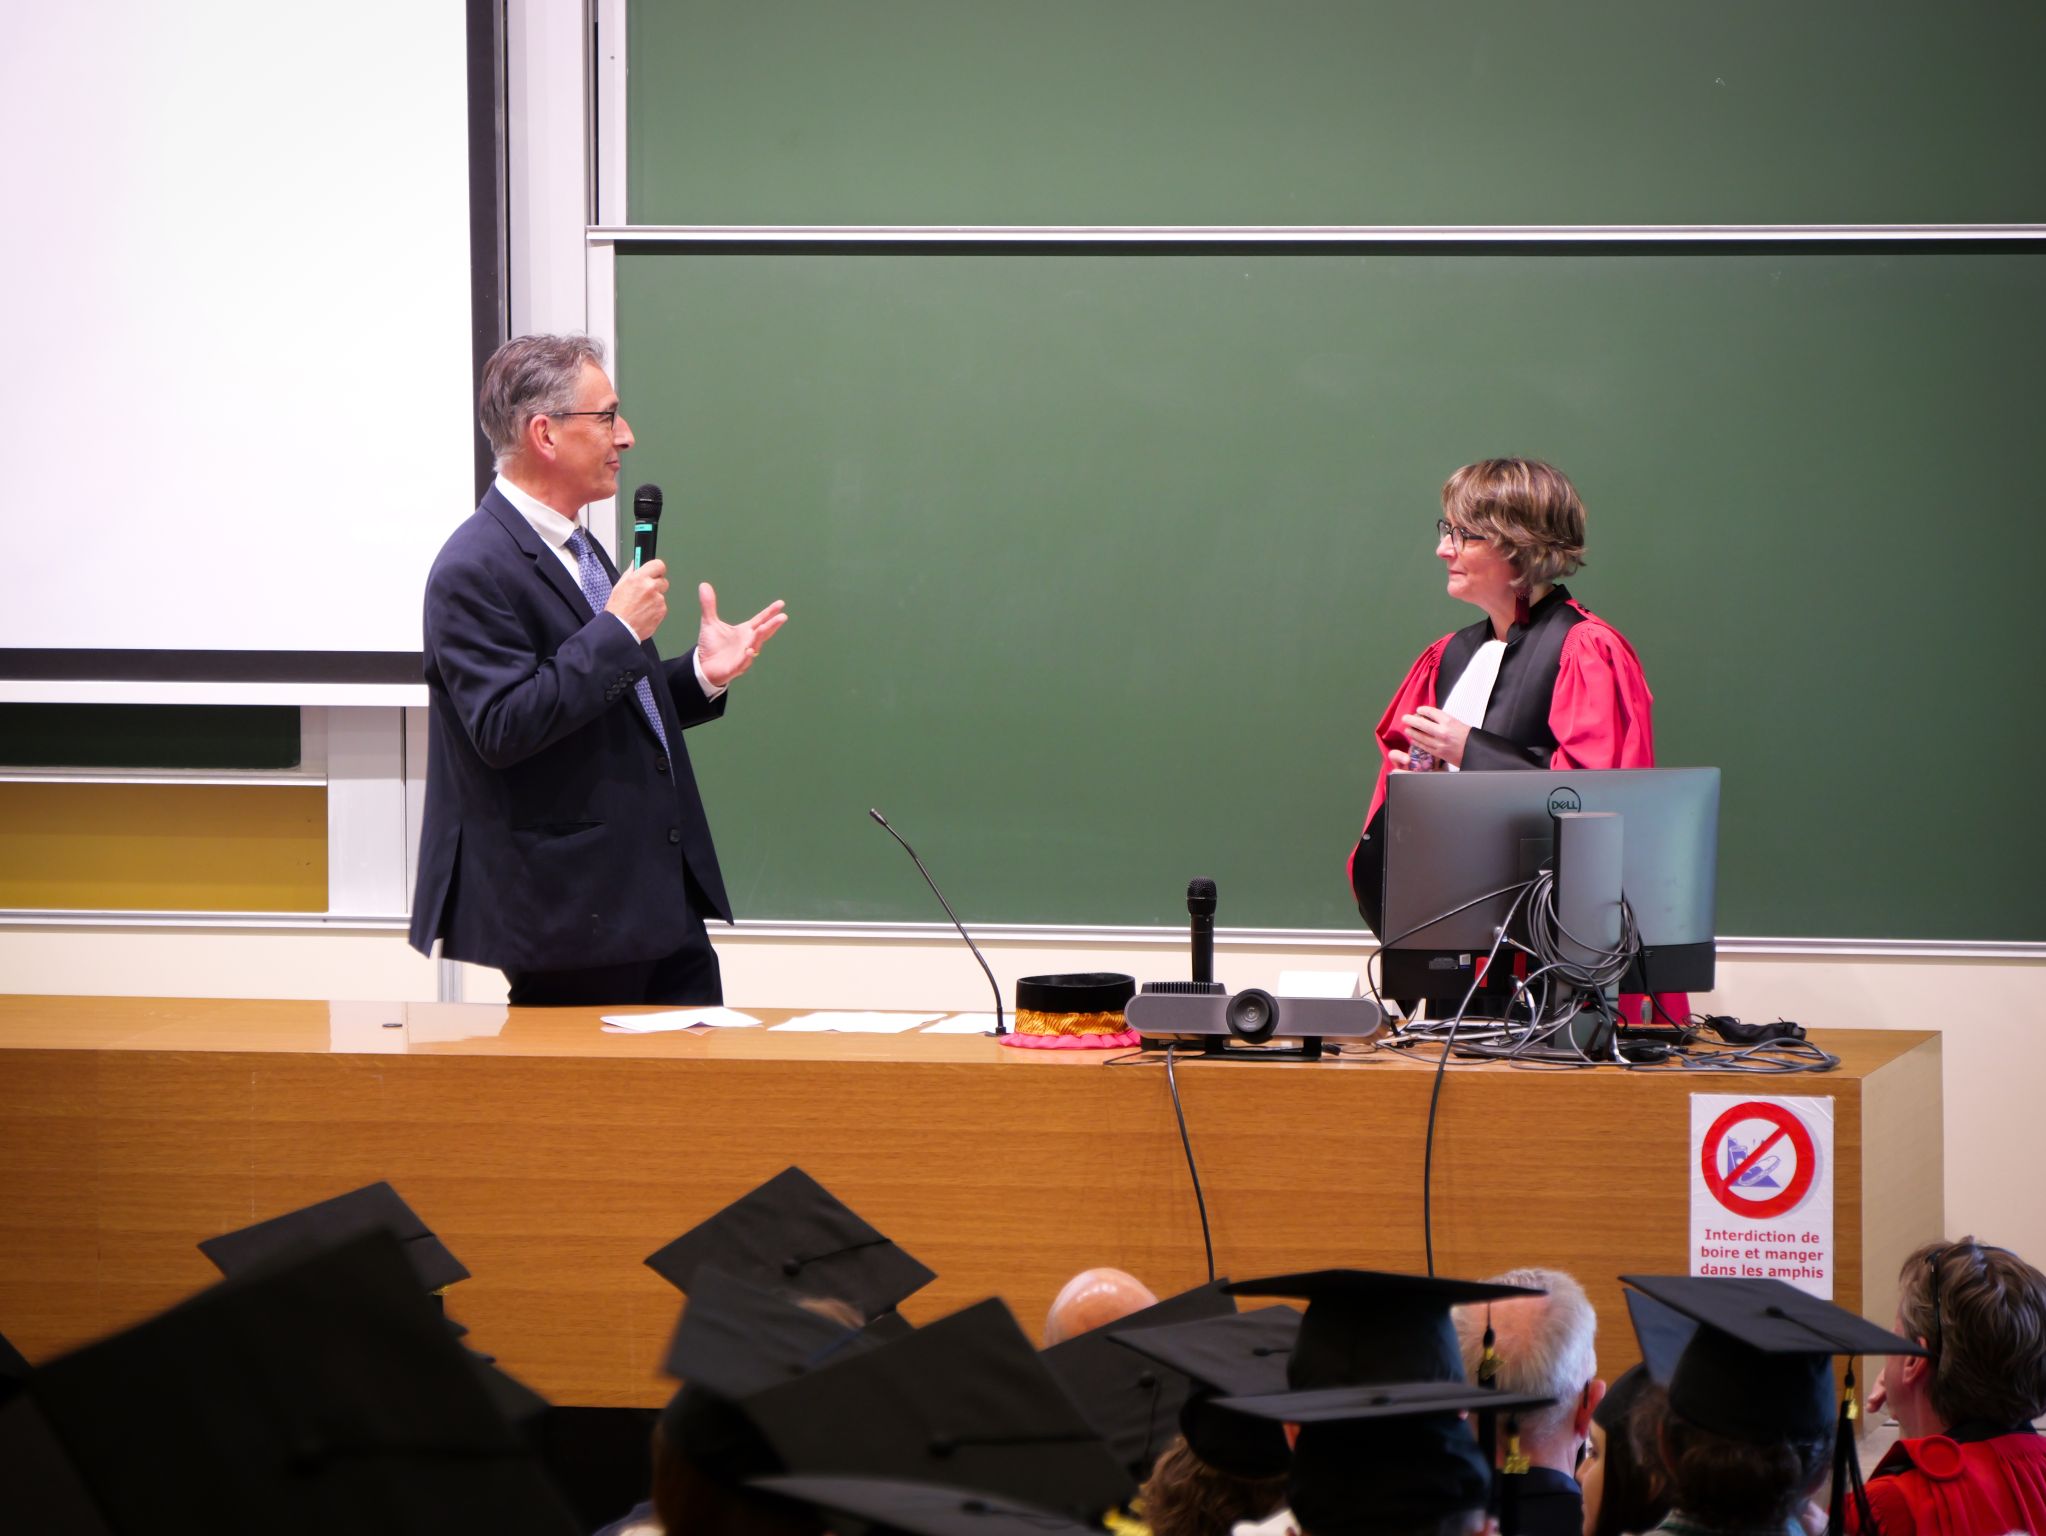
[{"x1": 567, "y1": 529, "x2": 669, "y2": 752}]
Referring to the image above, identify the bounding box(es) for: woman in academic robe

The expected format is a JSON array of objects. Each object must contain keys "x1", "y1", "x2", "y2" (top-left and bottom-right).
[{"x1": 1348, "y1": 457, "x2": 1681, "y2": 1027}]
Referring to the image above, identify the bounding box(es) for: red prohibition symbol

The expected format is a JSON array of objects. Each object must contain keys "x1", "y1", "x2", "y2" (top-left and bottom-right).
[{"x1": 1700, "y1": 1100, "x2": 1817, "y2": 1219}]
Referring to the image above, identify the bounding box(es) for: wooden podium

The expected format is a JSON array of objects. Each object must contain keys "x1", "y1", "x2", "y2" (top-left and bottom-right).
[{"x1": 0, "y1": 997, "x2": 1942, "y2": 1406}]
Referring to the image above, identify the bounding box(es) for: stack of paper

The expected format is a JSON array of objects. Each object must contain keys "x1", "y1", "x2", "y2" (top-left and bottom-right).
[{"x1": 921, "y1": 1013, "x2": 1000, "y2": 1034}]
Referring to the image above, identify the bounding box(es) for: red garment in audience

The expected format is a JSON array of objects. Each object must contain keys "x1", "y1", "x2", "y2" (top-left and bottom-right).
[{"x1": 1852, "y1": 1429, "x2": 2046, "y2": 1536}]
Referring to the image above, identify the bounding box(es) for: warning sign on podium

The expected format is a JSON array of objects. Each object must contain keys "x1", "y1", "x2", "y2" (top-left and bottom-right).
[{"x1": 1689, "y1": 1093, "x2": 1836, "y2": 1299}]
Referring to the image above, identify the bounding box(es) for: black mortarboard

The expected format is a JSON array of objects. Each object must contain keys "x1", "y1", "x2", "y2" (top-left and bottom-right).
[
  {"x1": 22, "y1": 1229, "x2": 578, "y2": 1534},
  {"x1": 645, "y1": 1166, "x2": 936, "y2": 1322},
  {"x1": 745, "y1": 1298, "x2": 1136, "y2": 1519},
  {"x1": 0, "y1": 1325, "x2": 29, "y2": 1405},
  {"x1": 1040, "y1": 1280, "x2": 1236, "y2": 1481},
  {"x1": 1111, "y1": 1305, "x2": 1300, "y2": 1478},
  {"x1": 1621, "y1": 1274, "x2": 1923, "y2": 1444},
  {"x1": 661, "y1": 1264, "x2": 875, "y2": 1396},
  {"x1": 1221, "y1": 1379, "x2": 1555, "y2": 1536},
  {"x1": 198, "y1": 1180, "x2": 471, "y2": 1294},
  {"x1": 753, "y1": 1474, "x2": 1105, "y2": 1536},
  {"x1": 1225, "y1": 1269, "x2": 1541, "y2": 1389}
]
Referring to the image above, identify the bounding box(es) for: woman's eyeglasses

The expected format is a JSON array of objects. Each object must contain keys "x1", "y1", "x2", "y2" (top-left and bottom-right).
[{"x1": 1436, "y1": 518, "x2": 1490, "y2": 549}]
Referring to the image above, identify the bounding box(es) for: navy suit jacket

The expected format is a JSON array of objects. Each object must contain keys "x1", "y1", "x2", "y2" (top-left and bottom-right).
[{"x1": 409, "y1": 487, "x2": 732, "y2": 970}]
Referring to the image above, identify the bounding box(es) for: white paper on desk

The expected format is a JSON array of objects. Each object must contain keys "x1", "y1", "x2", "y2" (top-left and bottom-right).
[
  {"x1": 600, "y1": 1008, "x2": 761, "y2": 1033},
  {"x1": 770, "y1": 1012, "x2": 941, "y2": 1034},
  {"x1": 922, "y1": 1013, "x2": 999, "y2": 1034}
]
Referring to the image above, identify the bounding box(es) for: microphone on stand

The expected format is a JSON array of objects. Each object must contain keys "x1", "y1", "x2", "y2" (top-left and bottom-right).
[
  {"x1": 631, "y1": 483, "x2": 663, "y2": 569},
  {"x1": 1188, "y1": 877, "x2": 1217, "y2": 986},
  {"x1": 868, "y1": 809, "x2": 1006, "y2": 1035}
]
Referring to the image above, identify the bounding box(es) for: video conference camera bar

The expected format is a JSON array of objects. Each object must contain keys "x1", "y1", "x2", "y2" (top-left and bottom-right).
[{"x1": 1125, "y1": 879, "x2": 1386, "y2": 1059}]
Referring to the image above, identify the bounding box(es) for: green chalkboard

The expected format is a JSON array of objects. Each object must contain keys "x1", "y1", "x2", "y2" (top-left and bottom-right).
[
  {"x1": 616, "y1": 248, "x2": 2045, "y2": 941},
  {"x1": 0, "y1": 706, "x2": 301, "y2": 770},
  {"x1": 628, "y1": 2, "x2": 2046, "y2": 226}
]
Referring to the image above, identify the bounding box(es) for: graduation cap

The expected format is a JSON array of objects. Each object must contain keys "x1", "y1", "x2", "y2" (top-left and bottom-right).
[
  {"x1": 1039, "y1": 1279, "x2": 1236, "y2": 1481},
  {"x1": 1620, "y1": 1274, "x2": 1921, "y2": 1444},
  {"x1": 752, "y1": 1474, "x2": 1106, "y2": 1536},
  {"x1": 1221, "y1": 1378, "x2": 1556, "y2": 1536},
  {"x1": 16, "y1": 1229, "x2": 578, "y2": 1535},
  {"x1": 1622, "y1": 1275, "x2": 1923, "y2": 1536},
  {"x1": 645, "y1": 1166, "x2": 936, "y2": 1323},
  {"x1": 744, "y1": 1297, "x2": 1137, "y2": 1520},
  {"x1": 1590, "y1": 1360, "x2": 1653, "y2": 1433},
  {"x1": 198, "y1": 1180, "x2": 471, "y2": 1294},
  {"x1": 661, "y1": 1264, "x2": 877, "y2": 1396},
  {"x1": 1224, "y1": 1268, "x2": 1542, "y2": 1389},
  {"x1": 653, "y1": 1264, "x2": 881, "y2": 1489},
  {"x1": 0, "y1": 1325, "x2": 30, "y2": 1406},
  {"x1": 1110, "y1": 1305, "x2": 1300, "y2": 1478}
]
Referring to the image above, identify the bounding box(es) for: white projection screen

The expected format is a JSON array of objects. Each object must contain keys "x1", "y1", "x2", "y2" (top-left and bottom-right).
[{"x1": 1, "y1": 3, "x2": 480, "y2": 701}]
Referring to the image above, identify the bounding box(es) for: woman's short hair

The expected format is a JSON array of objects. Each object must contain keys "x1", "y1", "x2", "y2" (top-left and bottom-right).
[
  {"x1": 1440, "y1": 458, "x2": 1588, "y2": 590},
  {"x1": 478, "y1": 333, "x2": 607, "y2": 464},
  {"x1": 1896, "y1": 1236, "x2": 2046, "y2": 1429}
]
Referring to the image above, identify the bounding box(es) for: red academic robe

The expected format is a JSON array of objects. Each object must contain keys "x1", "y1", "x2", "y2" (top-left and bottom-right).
[
  {"x1": 1852, "y1": 1429, "x2": 2046, "y2": 1536},
  {"x1": 1348, "y1": 597, "x2": 1685, "y2": 1027}
]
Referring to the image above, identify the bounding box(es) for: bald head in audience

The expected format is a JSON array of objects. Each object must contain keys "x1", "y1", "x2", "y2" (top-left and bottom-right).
[{"x1": 1042, "y1": 1268, "x2": 1160, "y2": 1346}]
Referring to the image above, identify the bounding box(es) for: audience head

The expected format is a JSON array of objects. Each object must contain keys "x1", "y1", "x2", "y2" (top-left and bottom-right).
[
  {"x1": 1882, "y1": 1235, "x2": 2046, "y2": 1437},
  {"x1": 1452, "y1": 1265, "x2": 1602, "y2": 1471},
  {"x1": 1043, "y1": 1267, "x2": 1160, "y2": 1346},
  {"x1": 1580, "y1": 1364, "x2": 1671, "y2": 1536},
  {"x1": 1440, "y1": 458, "x2": 1588, "y2": 591},
  {"x1": 1140, "y1": 1435, "x2": 1288, "y2": 1536},
  {"x1": 1621, "y1": 1275, "x2": 1921, "y2": 1534}
]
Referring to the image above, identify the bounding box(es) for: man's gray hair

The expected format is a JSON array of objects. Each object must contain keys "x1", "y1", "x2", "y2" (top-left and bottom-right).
[
  {"x1": 478, "y1": 333, "x2": 607, "y2": 465},
  {"x1": 1453, "y1": 1266, "x2": 1598, "y2": 1443}
]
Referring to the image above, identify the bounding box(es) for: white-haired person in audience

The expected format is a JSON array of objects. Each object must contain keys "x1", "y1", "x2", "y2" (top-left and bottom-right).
[{"x1": 1452, "y1": 1267, "x2": 1605, "y2": 1536}]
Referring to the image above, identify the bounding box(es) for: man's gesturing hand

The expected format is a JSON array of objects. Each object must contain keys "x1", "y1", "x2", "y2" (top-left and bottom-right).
[
  {"x1": 605, "y1": 559, "x2": 668, "y2": 641},
  {"x1": 696, "y1": 582, "x2": 788, "y2": 689}
]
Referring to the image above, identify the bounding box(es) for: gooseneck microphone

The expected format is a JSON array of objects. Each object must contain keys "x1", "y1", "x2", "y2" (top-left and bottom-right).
[
  {"x1": 631, "y1": 483, "x2": 663, "y2": 569},
  {"x1": 868, "y1": 809, "x2": 1006, "y2": 1035},
  {"x1": 1188, "y1": 877, "x2": 1217, "y2": 986}
]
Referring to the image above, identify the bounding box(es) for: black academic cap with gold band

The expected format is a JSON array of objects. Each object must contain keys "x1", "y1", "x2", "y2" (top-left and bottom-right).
[
  {"x1": 645, "y1": 1166, "x2": 936, "y2": 1322},
  {"x1": 20, "y1": 1229, "x2": 578, "y2": 1535},
  {"x1": 198, "y1": 1180, "x2": 471, "y2": 1294},
  {"x1": 1110, "y1": 1305, "x2": 1299, "y2": 1478},
  {"x1": 1225, "y1": 1268, "x2": 1542, "y2": 1389},
  {"x1": 745, "y1": 1297, "x2": 1136, "y2": 1520},
  {"x1": 753, "y1": 1474, "x2": 1107, "y2": 1536},
  {"x1": 661, "y1": 1263, "x2": 876, "y2": 1396},
  {"x1": 1621, "y1": 1274, "x2": 1923, "y2": 1444},
  {"x1": 1039, "y1": 1279, "x2": 1236, "y2": 1481}
]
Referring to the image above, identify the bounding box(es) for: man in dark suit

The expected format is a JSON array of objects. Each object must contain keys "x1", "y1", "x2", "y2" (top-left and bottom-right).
[{"x1": 409, "y1": 334, "x2": 786, "y2": 1005}]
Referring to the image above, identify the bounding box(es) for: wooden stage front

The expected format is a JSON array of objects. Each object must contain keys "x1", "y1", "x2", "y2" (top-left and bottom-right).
[{"x1": 0, "y1": 997, "x2": 1942, "y2": 1406}]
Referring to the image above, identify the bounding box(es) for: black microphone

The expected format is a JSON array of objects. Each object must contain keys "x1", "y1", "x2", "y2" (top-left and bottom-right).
[
  {"x1": 1188, "y1": 877, "x2": 1217, "y2": 986},
  {"x1": 631, "y1": 483, "x2": 663, "y2": 569},
  {"x1": 869, "y1": 809, "x2": 1006, "y2": 1035}
]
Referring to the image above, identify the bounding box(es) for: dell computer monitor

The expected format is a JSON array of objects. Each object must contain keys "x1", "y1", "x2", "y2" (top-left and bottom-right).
[{"x1": 1378, "y1": 767, "x2": 1720, "y2": 1015}]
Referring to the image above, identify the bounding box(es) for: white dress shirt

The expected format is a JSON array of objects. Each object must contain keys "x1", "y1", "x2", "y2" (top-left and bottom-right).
[{"x1": 492, "y1": 474, "x2": 723, "y2": 700}]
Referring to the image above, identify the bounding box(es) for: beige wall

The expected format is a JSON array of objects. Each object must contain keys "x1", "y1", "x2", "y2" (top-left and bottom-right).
[{"x1": 3, "y1": 924, "x2": 2037, "y2": 1273}]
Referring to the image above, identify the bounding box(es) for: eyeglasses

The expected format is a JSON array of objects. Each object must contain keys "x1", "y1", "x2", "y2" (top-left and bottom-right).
[
  {"x1": 551, "y1": 408, "x2": 623, "y2": 431},
  {"x1": 1436, "y1": 518, "x2": 1490, "y2": 549}
]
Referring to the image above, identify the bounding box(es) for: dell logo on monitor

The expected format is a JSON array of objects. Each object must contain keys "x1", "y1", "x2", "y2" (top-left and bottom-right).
[{"x1": 1547, "y1": 786, "x2": 1583, "y2": 815}]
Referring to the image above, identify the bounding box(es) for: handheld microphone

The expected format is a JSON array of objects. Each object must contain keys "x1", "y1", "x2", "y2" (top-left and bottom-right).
[
  {"x1": 632, "y1": 483, "x2": 663, "y2": 569},
  {"x1": 869, "y1": 809, "x2": 1006, "y2": 1035},
  {"x1": 1187, "y1": 877, "x2": 1217, "y2": 986}
]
